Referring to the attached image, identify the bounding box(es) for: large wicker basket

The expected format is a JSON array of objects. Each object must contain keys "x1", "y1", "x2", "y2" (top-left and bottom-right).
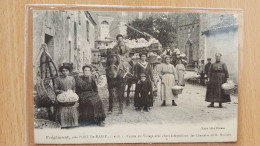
[
  {"x1": 172, "y1": 86, "x2": 184, "y2": 95},
  {"x1": 57, "y1": 91, "x2": 79, "y2": 106},
  {"x1": 223, "y1": 88, "x2": 234, "y2": 95},
  {"x1": 35, "y1": 79, "x2": 56, "y2": 108},
  {"x1": 221, "y1": 82, "x2": 235, "y2": 95}
]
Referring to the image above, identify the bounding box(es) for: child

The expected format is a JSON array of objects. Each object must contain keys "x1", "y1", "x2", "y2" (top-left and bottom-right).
[{"x1": 135, "y1": 74, "x2": 153, "y2": 112}]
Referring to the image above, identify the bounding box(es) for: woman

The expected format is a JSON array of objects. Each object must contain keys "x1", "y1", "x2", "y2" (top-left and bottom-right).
[
  {"x1": 206, "y1": 53, "x2": 231, "y2": 108},
  {"x1": 176, "y1": 59, "x2": 186, "y2": 86},
  {"x1": 134, "y1": 52, "x2": 154, "y2": 110},
  {"x1": 159, "y1": 55, "x2": 179, "y2": 106},
  {"x1": 75, "y1": 65, "x2": 106, "y2": 126},
  {"x1": 55, "y1": 64, "x2": 78, "y2": 128}
]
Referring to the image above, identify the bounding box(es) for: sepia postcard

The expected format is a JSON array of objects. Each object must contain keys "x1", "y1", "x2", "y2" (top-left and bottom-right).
[{"x1": 25, "y1": 5, "x2": 242, "y2": 144}]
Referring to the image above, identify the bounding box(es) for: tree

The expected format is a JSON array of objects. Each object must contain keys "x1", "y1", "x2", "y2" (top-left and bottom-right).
[{"x1": 127, "y1": 15, "x2": 177, "y2": 48}]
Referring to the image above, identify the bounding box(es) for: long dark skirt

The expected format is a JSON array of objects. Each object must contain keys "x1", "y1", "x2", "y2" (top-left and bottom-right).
[
  {"x1": 78, "y1": 91, "x2": 106, "y2": 125},
  {"x1": 205, "y1": 73, "x2": 231, "y2": 103},
  {"x1": 134, "y1": 82, "x2": 153, "y2": 108}
]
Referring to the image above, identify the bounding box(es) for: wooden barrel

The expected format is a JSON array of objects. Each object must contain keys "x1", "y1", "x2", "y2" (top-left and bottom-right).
[{"x1": 34, "y1": 79, "x2": 56, "y2": 108}]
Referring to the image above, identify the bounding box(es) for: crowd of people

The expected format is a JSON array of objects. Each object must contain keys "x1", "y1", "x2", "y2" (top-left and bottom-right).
[{"x1": 52, "y1": 34, "x2": 231, "y2": 128}]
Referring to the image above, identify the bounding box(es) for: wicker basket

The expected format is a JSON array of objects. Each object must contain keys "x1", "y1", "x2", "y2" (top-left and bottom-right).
[
  {"x1": 35, "y1": 79, "x2": 56, "y2": 107},
  {"x1": 172, "y1": 87, "x2": 183, "y2": 95},
  {"x1": 222, "y1": 82, "x2": 235, "y2": 95},
  {"x1": 223, "y1": 88, "x2": 234, "y2": 95},
  {"x1": 57, "y1": 91, "x2": 79, "y2": 106}
]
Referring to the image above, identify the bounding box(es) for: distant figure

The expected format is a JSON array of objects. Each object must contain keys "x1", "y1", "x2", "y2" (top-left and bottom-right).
[
  {"x1": 205, "y1": 58, "x2": 212, "y2": 78},
  {"x1": 172, "y1": 48, "x2": 181, "y2": 65},
  {"x1": 162, "y1": 46, "x2": 173, "y2": 56},
  {"x1": 176, "y1": 59, "x2": 186, "y2": 86},
  {"x1": 206, "y1": 53, "x2": 231, "y2": 108},
  {"x1": 135, "y1": 74, "x2": 153, "y2": 112},
  {"x1": 159, "y1": 55, "x2": 179, "y2": 106},
  {"x1": 194, "y1": 61, "x2": 198, "y2": 74},
  {"x1": 198, "y1": 60, "x2": 205, "y2": 85}
]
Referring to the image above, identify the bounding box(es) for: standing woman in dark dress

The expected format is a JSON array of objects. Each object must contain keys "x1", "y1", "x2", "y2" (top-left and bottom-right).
[
  {"x1": 134, "y1": 52, "x2": 154, "y2": 109},
  {"x1": 75, "y1": 65, "x2": 106, "y2": 126},
  {"x1": 206, "y1": 53, "x2": 231, "y2": 108}
]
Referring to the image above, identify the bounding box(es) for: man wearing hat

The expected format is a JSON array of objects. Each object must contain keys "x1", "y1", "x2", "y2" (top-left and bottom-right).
[{"x1": 205, "y1": 58, "x2": 212, "y2": 78}]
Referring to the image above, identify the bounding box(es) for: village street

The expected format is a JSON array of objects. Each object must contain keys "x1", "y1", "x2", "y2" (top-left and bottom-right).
[
  {"x1": 98, "y1": 71, "x2": 238, "y2": 126},
  {"x1": 34, "y1": 71, "x2": 238, "y2": 128}
]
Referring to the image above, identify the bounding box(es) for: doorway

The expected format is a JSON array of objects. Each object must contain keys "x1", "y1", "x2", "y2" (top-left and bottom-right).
[{"x1": 185, "y1": 41, "x2": 193, "y2": 64}]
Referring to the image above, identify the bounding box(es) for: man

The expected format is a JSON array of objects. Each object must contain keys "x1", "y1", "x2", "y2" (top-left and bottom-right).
[
  {"x1": 205, "y1": 58, "x2": 212, "y2": 78},
  {"x1": 162, "y1": 46, "x2": 173, "y2": 56},
  {"x1": 198, "y1": 60, "x2": 206, "y2": 85},
  {"x1": 111, "y1": 34, "x2": 130, "y2": 58}
]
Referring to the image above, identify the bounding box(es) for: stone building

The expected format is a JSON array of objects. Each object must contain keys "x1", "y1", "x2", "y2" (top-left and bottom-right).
[
  {"x1": 33, "y1": 11, "x2": 96, "y2": 83},
  {"x1": 201, "y1": 14, "x2": 238, "y2": 83},
  {"x1": 174, "y1": 13, "x2": 200, "y2": 65}
]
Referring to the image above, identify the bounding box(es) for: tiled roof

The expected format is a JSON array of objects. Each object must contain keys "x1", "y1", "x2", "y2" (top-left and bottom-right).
[{"x1": 202, "y1": 16, "x2": 238, "y2": 35}]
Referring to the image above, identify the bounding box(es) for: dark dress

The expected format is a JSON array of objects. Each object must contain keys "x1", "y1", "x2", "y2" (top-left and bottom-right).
[
  {"x1": 135, "y1": 80, "x2": 153, "y2": 108},
  {"x1": 75, "y1": 76, "x2": 106, "y2": 125},
  {"x1": 205, "y1": 61, "x2": 231, "y2": 103},
  {"x1": 134, "y1": 62, "x2": 154, "y2": 107}
]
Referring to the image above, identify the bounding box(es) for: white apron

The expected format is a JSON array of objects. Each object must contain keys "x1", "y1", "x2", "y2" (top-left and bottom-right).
[{"x1": 161, "y1": 74, "x2": 178, "y2": 101}]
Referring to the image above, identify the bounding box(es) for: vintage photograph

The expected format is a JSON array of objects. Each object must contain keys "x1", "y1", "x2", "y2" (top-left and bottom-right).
[{"x1": 31, "y1": 8, "x2": 239, "y2": 144}]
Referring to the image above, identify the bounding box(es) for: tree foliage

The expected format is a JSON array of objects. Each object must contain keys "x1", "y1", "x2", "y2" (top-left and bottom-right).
[{"x1": 127, "y1": 16, "x2": 177, "y2": 47}]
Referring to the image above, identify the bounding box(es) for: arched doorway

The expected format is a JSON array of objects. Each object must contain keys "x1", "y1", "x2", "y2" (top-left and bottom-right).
[{"x1": 185, "y1": 40, "x2": 193, "y2": 64}]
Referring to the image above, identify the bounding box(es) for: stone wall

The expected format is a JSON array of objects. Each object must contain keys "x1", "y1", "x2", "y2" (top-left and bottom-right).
[
  {"x1": 33, "y1": 11, "x2": 95, "y2": 84},
  {"x1": 176, "y1": 13, "x2": 200, "y2": 64}
]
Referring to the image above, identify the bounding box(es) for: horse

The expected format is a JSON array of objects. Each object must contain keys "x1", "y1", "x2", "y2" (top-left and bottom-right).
[{"x1": 106, "y1": 54, "x2": 134, "y2": 114}]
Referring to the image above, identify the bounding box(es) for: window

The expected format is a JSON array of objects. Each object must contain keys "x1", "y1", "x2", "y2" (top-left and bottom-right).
[{"x1": 86, "y1": 21, "x2": 89, "y2": 42}]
